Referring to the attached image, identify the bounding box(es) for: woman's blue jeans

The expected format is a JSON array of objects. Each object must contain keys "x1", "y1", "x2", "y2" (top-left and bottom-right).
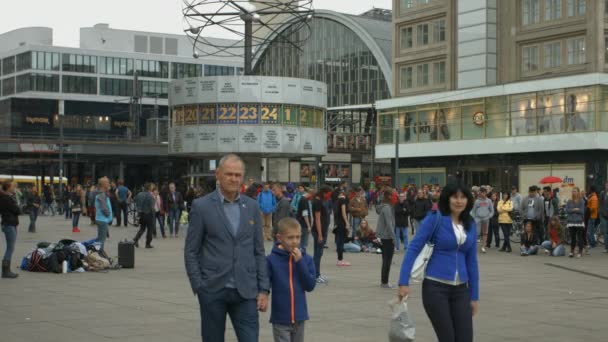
[{"x1": 2, "y1": 225, "x2": 17, "y2": 262}]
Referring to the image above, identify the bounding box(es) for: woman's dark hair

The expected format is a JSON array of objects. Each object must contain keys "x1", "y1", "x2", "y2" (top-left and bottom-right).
[
  {"x1": 501, "y1": 192, "x2": 511, "y2": 201},
  {"x1": 382, "y1": 190, "x2": 392, "y2": 204},
  {"x1": 590, "y1": 184, "x2": 599, "y2": 195},
  {"x1": 2, "y1": 180, "x2": 13, "y2": 191},
  {"x1": 439, "y1": 181, "x2": 475, "y2": 230}
]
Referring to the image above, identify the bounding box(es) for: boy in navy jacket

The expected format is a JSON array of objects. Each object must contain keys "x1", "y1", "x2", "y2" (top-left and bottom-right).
[{"x1": 267, "y1": 217, "x2": 316, "y2": 342}]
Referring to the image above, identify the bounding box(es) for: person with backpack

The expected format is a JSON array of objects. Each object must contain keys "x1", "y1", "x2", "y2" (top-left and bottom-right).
[
  {"x1": 1, "y1": 181, "x2": 21, "y2": 279},
  {"x1": 258, "y1": 183, "x2": 277, "y2": 241}
]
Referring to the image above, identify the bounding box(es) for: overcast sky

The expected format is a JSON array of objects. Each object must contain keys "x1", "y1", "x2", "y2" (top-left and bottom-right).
[{"x1": 0, "y1": 0, "x2": 392, "y2": 47}]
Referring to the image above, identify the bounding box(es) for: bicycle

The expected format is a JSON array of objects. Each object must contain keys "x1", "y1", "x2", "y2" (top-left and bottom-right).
[
  {"x1": 127, "y1": 201, "x2": 139, "y2": 227},
  {"x1": 510, "y1": 213, "x2": 524, "y2": 244}
]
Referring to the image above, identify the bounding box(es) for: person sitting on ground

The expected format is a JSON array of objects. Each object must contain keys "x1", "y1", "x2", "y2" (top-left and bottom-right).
[
  {"x1": 520, "y1": 221, "x2": 539, "y2": 256},
  {"x1": 541, "y1": 216, "x2": 566, "y2": 256},
  {"x1": 267, "y1": 217, "x2": 316, "y2": 342}
]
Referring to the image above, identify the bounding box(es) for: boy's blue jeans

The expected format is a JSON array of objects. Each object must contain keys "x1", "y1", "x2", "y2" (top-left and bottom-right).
[{"x1": 395, "y1": 226, "x2": 408, "y2": 250}]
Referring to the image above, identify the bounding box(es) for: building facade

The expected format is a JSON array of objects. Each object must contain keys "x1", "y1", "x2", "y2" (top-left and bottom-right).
[
  {"x1": 0, "y1": 25, "x2": 242, "y2": 187},
  {"x1": 378, "y1": 0, "x2": 608, "y2": 196},
  {"x1": 254, "y1": 9, "x2": 394, "y2": 185}
]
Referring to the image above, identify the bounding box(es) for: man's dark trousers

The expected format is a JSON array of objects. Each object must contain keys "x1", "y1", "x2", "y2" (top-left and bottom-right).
[
  {"x1": 197, "y1": 287, "x2": 258, "y2": 342},
  {"x1": 134, "y1": 212, "x2": 154, "y2": 246}
]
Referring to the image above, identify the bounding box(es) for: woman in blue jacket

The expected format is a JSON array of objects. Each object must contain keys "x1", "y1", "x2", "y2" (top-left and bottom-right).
[{"x1": 398, "y1": 181, "x2": 479, "y2": 342}]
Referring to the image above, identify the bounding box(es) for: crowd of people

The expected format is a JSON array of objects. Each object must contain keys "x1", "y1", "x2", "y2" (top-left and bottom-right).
[{"x1": 4, "y1": 153, "x2": 608, "y2": 341}]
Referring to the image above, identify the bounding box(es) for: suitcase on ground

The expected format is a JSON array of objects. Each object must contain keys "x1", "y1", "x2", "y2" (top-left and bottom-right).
[{"x1": 118, "y1": 239, "x2": 135, "y2": 268}]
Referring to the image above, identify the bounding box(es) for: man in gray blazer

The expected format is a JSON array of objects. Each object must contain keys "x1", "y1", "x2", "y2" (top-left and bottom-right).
[{"x1": 185, "y1": 154, "x2": 269, "y2": 342}]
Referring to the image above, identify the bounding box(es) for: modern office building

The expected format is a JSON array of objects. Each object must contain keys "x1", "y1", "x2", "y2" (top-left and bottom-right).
[
  {"x1": 0, "y1": 24, "x2": 242, "y2": 186},
  {"x1": 254, "y1": 8, "x2": 394, "y2": 185},
  {"x1": 376, "y1": 0, "x2": 608, "y2": 198}
]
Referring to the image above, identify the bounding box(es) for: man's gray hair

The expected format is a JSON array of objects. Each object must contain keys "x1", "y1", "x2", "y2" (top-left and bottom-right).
[{"x1": 218, "y1": 154, "x2": 245, "y2": 172}]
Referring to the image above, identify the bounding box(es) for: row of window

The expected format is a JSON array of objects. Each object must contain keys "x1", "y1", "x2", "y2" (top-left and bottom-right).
[
  {"x1": 522, "y1": 0, "x2": 586, "y2": 26},
  {"x1": 99, "y1": 78, "x2": 169, "y2": 98},
  {"x1": 522, "y1": 37, "x2": 585, "y2": 73},
  {"x1": 399, "y1": 61, "x2": 446, "y2": 90},
  {"x1": 16, "y1": 73, "x2": 60, "y2": 93},
  {"x1": 2, "y1": 51, "x2": 238, "y2": 79},
  {"x1": 399, "y1": 18, "x2": 446, "y2": 50}
]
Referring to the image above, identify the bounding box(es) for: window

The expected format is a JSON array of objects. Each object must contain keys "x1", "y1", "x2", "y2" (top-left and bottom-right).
[
  {"x1": 567, "y1": 0, "x2": 586, "y2": 16},
  {"x1": 400, "y1": 27, "x2": 413, "y2": 49},
  {"x1": 16, "y1": 52, "x2": 32, "y2": 72},
  {"x1": 433, "y1": 19, "x2": 446, "y2": 43},
  {"x1": 16, "y1": 73, "x2": 59, "y2": 93},
  {"x1": 567, "y1": 38, "x2": 586, "y2": 64},
  {"x1": 2, "y1": 56, "x2": 15, "y2": 75},
  {"x1": 605, "y1": 36, "x2": 608, "y2": 63},
  {"x1": 134, "y1": 35, "x2": 148, "y2": 53},
  {"x1": 30, "y1": 52, "x2": 59, "y2": 71},
  {"x1": 203, "y1": 64, "x2": 235, "y2": 76},
  {"x1": 418, "y1": 0, "x2": 430, "y2": 4},
  {"x1": 62, "y1": 75, "x2": 97, "y2": 94},
  {"x1": 433, "y1": 61, "x2": 446, "y2": 84},
  {"x1": 417, "y1": 24, "x2": 429, "y2": 46},
  {"x1": 100, "y1": 78, "x2": 133, "y2": 97},
  {"x1": 172, "y1": 62, "x2": 203, "y2": 79},
  {"x1": 400, "y1": 66, "x2": 413, "y2": 89},
  {"x1": 400, "y1": 0, "x2": 414, "y2": 11},
  {"x1": 62, "y1": 53, "x2": 96, "y2": 73},
  {"x1": 522, "y1": 0, "x2": 540, "y2": 25},
  {"x1": 417, "y1": 64, "x2": 429, "y2": 86},
  {"x1": 137, "y1": 60, "x2": 169, "y2": 78},
  {"x1": 2, "y1": 78, "x2": 15, "y2": 96},
  {"x1": 522, "y1": 45, "x2": 539, "y2": 72},
  {"x1": 544, "y1": 42, "x2": 561, "y2": 68},
  {"x1": 545, "y1": 0, "x2": 561, "y2": 20}
]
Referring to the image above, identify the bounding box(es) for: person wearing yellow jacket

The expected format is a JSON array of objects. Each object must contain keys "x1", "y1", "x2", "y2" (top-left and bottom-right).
[
  {"x1": 497, "y1": 193, "x2": 513, "y2": 252},
  {"x1": 587, "y1": 185, "x2": 600, "y2": 248}
]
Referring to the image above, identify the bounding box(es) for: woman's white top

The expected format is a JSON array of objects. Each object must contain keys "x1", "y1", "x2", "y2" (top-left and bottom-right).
[{"x1": 453, "y1": 222, "x2": 466, "y2": 246}]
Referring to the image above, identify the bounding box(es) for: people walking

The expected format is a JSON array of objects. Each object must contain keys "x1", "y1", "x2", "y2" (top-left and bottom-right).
[
  {"x1": 133, "y1": 183, "x2": 155, "y2": 249},
  {"x1": 296, "y1": 189, "x2": 314, "y2": 250},
  {"x1": 167, "y1": 182, "x2": 184, "y2": 238},
  {"x1": 42, "y1": 185, "x2": 55, "y2": 216},
  {"x1": 70, "y1": 184, "x2": 85, "y2": 233},
  {"x1": 272, "y1": 183, "x2": 292, "y2": 243},
  {"x1": 600, "y1": 182, "x2": 608, "y2": 253},
  {"x1": 486, "y1": 192, "x2": 500, "y2": 249},
  {"x1": 115, "y1": 179, "x2": 131, "y2": 227},
  {"x1": 348, "y1": 186, "x2": 368, "y2": 240},
  {"x1": 267, "y1": 217, "x2": 316, "y2": 342},
  {"x1": 586, "y1": 185, "x2": 600, "y2": 249},
  {"x1": 472, "y1": 187, "x2": 493, "y2": 253},
  {"x1": 94, "y1": 177, "x2": 113, "y2": 254},
  {"x1": 184, "y1": 154, "x2": 269, "y2": 342},
  {"x1": 497, "y1": 193, "x2": 513, "y2": 252},
  {"x1": 376, "y1": 190, "x2": 396, "y2": 289},
  {"x1": 86, "y1": 185, "x2": 97, "y2": 226},
  {"x1": 333, "y1": 189, "x2": 350, "y2": 267},
  {"x1": 398, "y1": 181, "x2": 479, "y2": 342},
  {"x1": 1, "y1": 181, "x2": 21, "y2": 279},
  {"x1": 411, "y1": 189, "x2": 432, "y2": 235},
  {"x1": 24, "y1": 186, "x2": 40, "y2": 233},
  {"x1": 566, "y1": 187, "x2": 586, "y2": 258},
  {"x1": 258, "y1": 183, "x2": 277, "y2": 241},
  {"x1": 394, "y1": 192, "x2": 410, "y2": 251},
  {"x1": 153, "y1": 188, "x2": 166, "y2": 238},
  {"x1": 63, "y1": 185, "x2": 72, "y2": 220},
  {"x1": 312, "y1": 187, "x2": 331, "y2": 284}
]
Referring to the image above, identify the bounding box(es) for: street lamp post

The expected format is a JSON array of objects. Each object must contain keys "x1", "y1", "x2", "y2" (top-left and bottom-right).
[
  {"x1": 58, "y1": 100, "x2": 65, "y2": 202},
  {"x1": 394, "y1": 117, "x2": 399, "y2": 189}
]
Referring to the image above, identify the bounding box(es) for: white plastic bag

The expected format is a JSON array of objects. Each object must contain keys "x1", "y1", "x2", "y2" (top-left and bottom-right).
[{"x1": 388, "y1": 298, "x2": 416, "y2": 342}]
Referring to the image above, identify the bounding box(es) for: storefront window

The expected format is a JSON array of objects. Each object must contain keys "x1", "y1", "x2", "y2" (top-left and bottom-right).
[
  {"x1": 510, "y1": 93, "x2": 537, "y2": 136},
  {"x1": 399, "y1": 109, "x2": 416, "y2": 143},
  {"x1": 600, "y1": 86, "x2": 608, "y2": 131},
  {"x1": 485, "y1": 96, "x2": 510, "y2": 138},
  {"x1": 462, "y1": 101, "x2": 485, "y2": 139},
  {"x1": 536, "y1": 90, "x2": 564, "y2": 134},
  {"x1": 417, "y1": 109, "x2": 434, "y2": 143},
  {"x1": 378, "y1": 111, "x2": 395, "y2": 144},
  {"x1": 564, "y1": 87, "x2": 594, "y2": 132}
]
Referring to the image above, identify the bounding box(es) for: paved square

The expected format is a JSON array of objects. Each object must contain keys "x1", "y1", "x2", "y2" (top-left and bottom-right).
[{"x1": 1, "y1": 213, "x2": 608, "y2": 341}]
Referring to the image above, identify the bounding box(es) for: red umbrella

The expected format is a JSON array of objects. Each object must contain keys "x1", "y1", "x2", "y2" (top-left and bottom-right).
[{"x1": 539, "y1": 176, "x2": 562, "y2": 184}]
